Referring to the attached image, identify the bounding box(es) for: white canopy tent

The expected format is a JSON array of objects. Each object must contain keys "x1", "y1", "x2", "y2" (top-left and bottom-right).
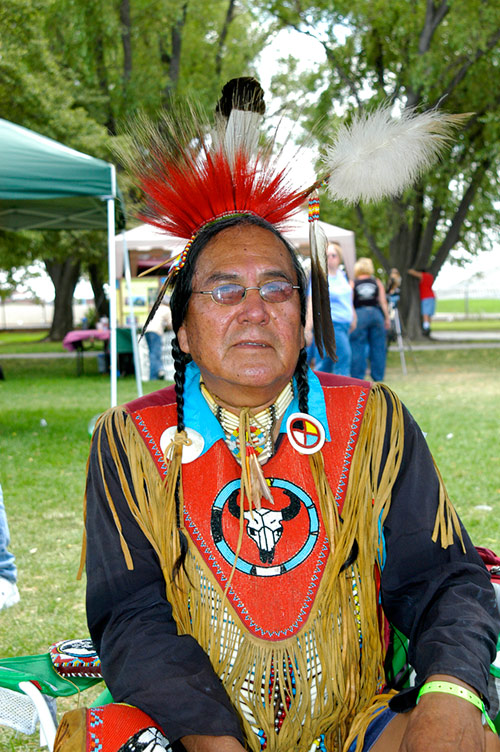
[
  {"x1": 280, "y1": 210, "x2": 356, "y2": 279},
  {"x1": 115, "y1": 210, "x2": 356, "y2": 279}
]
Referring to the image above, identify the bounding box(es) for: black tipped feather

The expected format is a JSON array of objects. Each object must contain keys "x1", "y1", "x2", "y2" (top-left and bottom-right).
[
  {"x1": 215, "y1": 77, "x2": 265, "y2": 117},
  {"x1": 309, "y1": 218, "x2": 336, "y2": 361},
  {"x1": 141, "y1": 276, "x2": 170, "y2": 339}
]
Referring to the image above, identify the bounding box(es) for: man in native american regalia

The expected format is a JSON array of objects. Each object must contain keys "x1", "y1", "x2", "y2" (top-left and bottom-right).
[{"x1": 58, "y1": 80, "x2": 500, "y2": 752}]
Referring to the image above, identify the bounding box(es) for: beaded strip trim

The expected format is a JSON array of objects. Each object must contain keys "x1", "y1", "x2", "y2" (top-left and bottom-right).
[
  {"x1": 168, "y1": 210, "x2": 260, "y2": 280},
  {"x1": 308, "y1": 195, "x2": 320, "y2": 222}
]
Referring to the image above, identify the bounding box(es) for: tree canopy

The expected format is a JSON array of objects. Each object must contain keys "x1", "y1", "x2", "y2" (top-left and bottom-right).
[
  {"x1": 262, "y1": 0, "x2": 500, "y2": 333},
  {"x1": 2, "y1": 0, "x2": 499, "y2": 338},
  {"x1": 0, "y1": 0, "x2": 269, "y2": 338}
]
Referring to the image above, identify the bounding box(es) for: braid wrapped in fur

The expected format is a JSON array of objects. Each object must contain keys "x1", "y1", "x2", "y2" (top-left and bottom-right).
[{"x1": 295, "y1": 347, "x2": 310, "y2": 414}]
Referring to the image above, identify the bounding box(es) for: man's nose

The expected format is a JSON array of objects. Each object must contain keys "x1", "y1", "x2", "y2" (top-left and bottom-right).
[{"x1": 237, "y1": 287, "x2": 270, "y2": 324}]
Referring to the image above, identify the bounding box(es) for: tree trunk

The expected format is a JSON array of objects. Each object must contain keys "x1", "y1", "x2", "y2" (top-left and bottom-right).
[
  {"x1": 120, "y1": 0, "x2": 132, "y2": 83},
  {"x1": 215, "y1": 0, "x2": 236, "y2": 77},
  {"x1": 44, "y1": 258, "x2": 81, "y2": 340},
  {"x1": 400, "y1": 276, "x2": 423, "y2": 339},
  {"x1": 88, "y1": 263, "x2": 108, "y2": 318},
  {"x1": 95, "y1": 33, "x2": 116, "y2": 134},
  {"x1": 161, "y1": 2, "x2": 188, "y2": 102}
]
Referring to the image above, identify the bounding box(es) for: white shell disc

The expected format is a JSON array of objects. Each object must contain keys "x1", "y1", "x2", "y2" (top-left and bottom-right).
[{"x1": 159, "y1": 426, "x2": 205, "y2": 463}]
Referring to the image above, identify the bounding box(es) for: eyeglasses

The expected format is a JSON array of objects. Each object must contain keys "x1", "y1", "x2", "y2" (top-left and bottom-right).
[{"x1": 193, "y1": 280, "x2": 300, "y2": 306}]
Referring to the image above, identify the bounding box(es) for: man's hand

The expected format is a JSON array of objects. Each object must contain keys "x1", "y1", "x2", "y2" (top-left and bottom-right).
[
  {"x1": 398, "y1": 691, "x2": 487, "y2": 752},
  {"x1": 373, "y1": 674, "x2": 500, "y2": 752}
]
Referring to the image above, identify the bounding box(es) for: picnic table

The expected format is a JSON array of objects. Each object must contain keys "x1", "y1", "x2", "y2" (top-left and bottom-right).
[
  {"x1": 62, "y1": 328, "x2": 135, "y2": 376},
  {"x1": 62, "y1": 329, "x2": 110, "y2": 375}
]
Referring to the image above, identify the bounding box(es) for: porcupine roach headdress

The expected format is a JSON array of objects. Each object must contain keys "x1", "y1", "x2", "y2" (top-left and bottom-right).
[{"x1": 122, "y1": 79, "x2": 466, "y2": 358}]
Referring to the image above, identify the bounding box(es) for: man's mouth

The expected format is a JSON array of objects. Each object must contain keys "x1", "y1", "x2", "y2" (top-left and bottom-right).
[{"x1": 234, "y1": 341, "x2": 270, "y2": 348}]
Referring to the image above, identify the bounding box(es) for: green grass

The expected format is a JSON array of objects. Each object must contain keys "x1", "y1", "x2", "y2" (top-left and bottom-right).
[
  {"x1": 384, "y1": 348, "x2": 500, "y2": 549},
  {"x1": 0, "y1": 330, "x2": 63, "y2": 354},
  {"x1": 436, "y1": 298, "x2": 500, "y2": 315},
  {"x1": 0, "y1": 359, "x2": 160, "y2": 750},
  {"x1": 0, "y1": 348, "x2": 499, "y2": 748},
  {"x1": 432, "y1": 318, "x2": 500, "y2": 331}
]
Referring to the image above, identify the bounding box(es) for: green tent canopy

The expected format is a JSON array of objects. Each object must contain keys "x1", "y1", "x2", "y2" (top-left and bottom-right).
[
  {"x1": 0, "y1": 118, "x2": 136, "y2": 405},
  {"x1": 0, "y1": 118, "x2": 125, "y2": 231}
]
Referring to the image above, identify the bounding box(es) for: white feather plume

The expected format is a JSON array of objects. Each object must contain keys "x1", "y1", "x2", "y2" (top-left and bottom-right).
[
  {"x1": 324, "y1": 106, "x2": 467, "y2": 204},
  {"x1": 212, "y1": 110, "x2": 262, "y2": 166}
]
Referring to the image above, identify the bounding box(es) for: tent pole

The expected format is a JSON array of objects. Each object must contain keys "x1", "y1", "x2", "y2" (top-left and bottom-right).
[
  {"x1": 107, "y1": 197, "x2": 118, "y2": 407},
  {"x1": 122, "y1": 235, "x2": 143, "y2": 397}
]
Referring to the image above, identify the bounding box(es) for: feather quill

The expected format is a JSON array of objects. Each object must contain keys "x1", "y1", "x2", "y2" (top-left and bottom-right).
[
  {"x1": 308, "y1": 194, "x2": 336, "y2": 361},
  {"x1": 322, "y1": 106, "x2": 468, "y2": 204}
]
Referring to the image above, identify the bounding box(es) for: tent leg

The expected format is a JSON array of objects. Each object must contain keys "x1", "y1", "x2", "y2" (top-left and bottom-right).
[{"x1": 107, "y1": 198, "x2": 118, "y2": 407}]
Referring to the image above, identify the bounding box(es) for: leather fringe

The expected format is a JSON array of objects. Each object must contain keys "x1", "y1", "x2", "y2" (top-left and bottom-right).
[{"x1": 81, "y1": 383, "x2": 463, "y2": 750}]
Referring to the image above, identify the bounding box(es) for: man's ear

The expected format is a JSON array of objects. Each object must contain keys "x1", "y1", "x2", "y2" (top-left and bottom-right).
[{"x1": 177, "y1": 324, "x2": 190, "y2": 355}]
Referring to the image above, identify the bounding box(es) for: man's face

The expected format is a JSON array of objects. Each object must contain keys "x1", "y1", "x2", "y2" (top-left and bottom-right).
[{"x1": 177, "y1": 224, "x2": 305, "y2": 409}]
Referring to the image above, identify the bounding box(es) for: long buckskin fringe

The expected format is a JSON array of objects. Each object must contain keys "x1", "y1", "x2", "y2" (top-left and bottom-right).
[{"x1": 81, "y1": 383, "x2": 463, "y2": 751}]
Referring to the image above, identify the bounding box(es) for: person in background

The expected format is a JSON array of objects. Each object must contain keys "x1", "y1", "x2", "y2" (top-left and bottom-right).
[
  {"x1": 144, "y1": 299, "x2": 172, "y2": 380},
  {"x1": 385, "y1": 268, "x2": 402, "y2": 347},
  {"x1": 408, "y1": 268, "x2": 436, "y2": 336},
  {"x1": 0, "y1": 482, "x2": 20, "y2": 611},
  {"x1": 305, "y1": 241, "x2": 356, "y2": 375},
  {"x1": 386, "y1": 268, "x2": 402, "y2": 305},
  {"x1": 350, "y1": 257, "x2": 391, "y2": 382}
]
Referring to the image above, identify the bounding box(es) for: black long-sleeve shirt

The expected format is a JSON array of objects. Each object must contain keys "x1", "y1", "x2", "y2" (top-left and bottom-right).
[{"x1": 85, "y1": 383, "x2": 499, "y2": 745}]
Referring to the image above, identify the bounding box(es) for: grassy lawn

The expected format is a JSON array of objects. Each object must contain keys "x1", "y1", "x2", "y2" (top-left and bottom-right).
[
  {"x1": 433, "y1": 318, "x2": 500, "y2": 331},
  {"x1": 0, "y1": 358, "x2": 158, "y2": 750},
  {"x1": 436, "y1": 298, "x2": 500, "y2": 315},
  {"x1": 0, "y1": 330, "x2": 63, "y2": 354},
  {"x1": 384, "y1": 348, "x2": 500, "y2": 549},
  {"x1": 0, "y1": 346, "x2": 499, "y2": 747}
]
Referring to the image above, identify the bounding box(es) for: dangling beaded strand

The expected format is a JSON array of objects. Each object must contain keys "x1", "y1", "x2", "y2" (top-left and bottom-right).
[{"x1": 201, "y1": 381, "x2": 293, "y2": 465}]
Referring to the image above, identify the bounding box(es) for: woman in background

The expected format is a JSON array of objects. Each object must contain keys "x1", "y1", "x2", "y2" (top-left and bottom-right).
[
  {"x1": 305, "y1": 241, "x2": 356, "y2": 375},
  {"x1": 350, "y1": 257, "x2": 390, "y2": 382}
]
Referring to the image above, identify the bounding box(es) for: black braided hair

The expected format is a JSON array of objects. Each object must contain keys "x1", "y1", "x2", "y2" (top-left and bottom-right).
[
  {"x1": 170, "y1": 336, "x2": 190, "y2": 581},
  {"x1": 171, "y1": 336, "x2": 189, "y2": 432},
  {"x1": 168, "y1": 214, "x2": 307, "y2": 581}
]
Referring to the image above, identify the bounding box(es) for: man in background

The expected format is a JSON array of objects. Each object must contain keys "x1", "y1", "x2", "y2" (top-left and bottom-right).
[{"x1": 408, "y1": 268, "x2": 436, "y2": 336}]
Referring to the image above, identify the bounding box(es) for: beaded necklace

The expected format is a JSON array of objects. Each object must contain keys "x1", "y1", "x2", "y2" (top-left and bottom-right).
[{"x1": 200, "y1": 381, "x2": 293, "y2": 465}]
